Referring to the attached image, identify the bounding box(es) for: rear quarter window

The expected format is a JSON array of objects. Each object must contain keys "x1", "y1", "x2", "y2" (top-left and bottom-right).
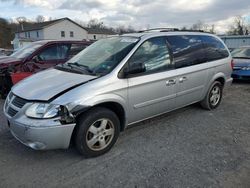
[
  {"x1": 166, "y1": 35, "x2": 207, "y2": 69},
  {"x1": 200, "y1": 35, "x2": 229, "y2": 61}
]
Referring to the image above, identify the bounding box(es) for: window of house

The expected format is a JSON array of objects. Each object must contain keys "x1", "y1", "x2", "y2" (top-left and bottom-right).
[
  {"x1": 93, "y1": 35, "x2": 96, "y2": 40},
  {"x1": 70, "y1": 31, "x2": 74, "y2": 37},
  {"x1": 36, "y1": 31, "x2": 39, "y2": 38},
  {"x1": 61, "y1": 31, "x2": 65, "y2": 38},
  {"x1": 28, "y1": 32, "x2": 30, "y2": 38}
]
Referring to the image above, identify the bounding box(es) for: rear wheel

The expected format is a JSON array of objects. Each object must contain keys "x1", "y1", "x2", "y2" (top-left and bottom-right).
[
  {"x1": 75, "y1": 107, "x2": 120, "y2": 157},
  {"x1": 200, "y1": 81, "x2": 223, "y2": 110}
]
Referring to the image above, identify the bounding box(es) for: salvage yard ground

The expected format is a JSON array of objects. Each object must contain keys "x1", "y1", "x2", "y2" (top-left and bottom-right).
[{"x1": 0, "y1": 82, "x2": 250, "y2": 188}]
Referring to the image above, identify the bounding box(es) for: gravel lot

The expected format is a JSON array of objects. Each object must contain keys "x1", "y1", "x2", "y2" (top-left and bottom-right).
[{"x1": 0, "y1": 83, "x2": 250, "y2": 188}]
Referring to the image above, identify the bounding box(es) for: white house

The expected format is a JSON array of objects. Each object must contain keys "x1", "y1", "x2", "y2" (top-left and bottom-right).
[{"x1": 13, "y1": 18, "x2": 116, "y2": 49}]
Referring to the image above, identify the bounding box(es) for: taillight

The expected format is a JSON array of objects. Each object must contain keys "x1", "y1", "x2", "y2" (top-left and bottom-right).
[{"x1": 231, "y1": 59, "x2": 234, "y2": 70}]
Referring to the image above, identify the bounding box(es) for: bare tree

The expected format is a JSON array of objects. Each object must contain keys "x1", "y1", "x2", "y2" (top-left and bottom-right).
[
  {"x1": 227, "y1": 16, "x2": 249, "y2": 35},
  {"x1": 16, "y1": 17, "x2": 27, "y2": 31},
  {"x1": 87, "y1": 19, "x2": 104, "y2": 29},
  {"x1": 235, "y1": 16, "x2": 244, "y2": 35},
  {"x1": 16, "y1": 17, "x2": 27, "y2": 24},
  {"x1": 190, "y1": 20, "x2": 216, "y2": 33},
  {"x1": 209, "y1": 24, "x2": 215, "y2": 34},
  {"x1": 36, "y1": 15, "x2": 45, "y2": 23},
  {"x1": 191, "y1": 20, "x2": 205, "y2": 30},
  {"x1": 115, "y1": 25, "x2": 136, "y2": 34},
  {"x1": 180, "y1": 26, "x2": 188, "y2": 30}
]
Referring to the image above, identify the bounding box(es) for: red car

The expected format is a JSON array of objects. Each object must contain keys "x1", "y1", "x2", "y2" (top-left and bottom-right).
[{"x1": 0, "y1": 40, "x2": 92, "y2": 97}]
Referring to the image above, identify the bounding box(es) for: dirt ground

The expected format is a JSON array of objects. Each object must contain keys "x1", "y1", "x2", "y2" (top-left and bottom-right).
[{"x1": 0, "y1": 82, "x2": 250, "y2": 188}]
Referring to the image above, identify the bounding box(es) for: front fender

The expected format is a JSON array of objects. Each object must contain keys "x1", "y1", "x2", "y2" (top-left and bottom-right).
[{"x1": 78, "y1": 93, "x2": 127, "y2": 112}]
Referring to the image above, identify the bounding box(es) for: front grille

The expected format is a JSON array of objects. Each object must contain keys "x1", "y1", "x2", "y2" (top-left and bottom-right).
[
  {"x1": 5, "y1": 92, "x2": 28, "y2": 118},
  {"x1": 12, "y1": 96, "x2": 28, "y2": 108},
  {"x1": 7, "y1": 106, "x2": 18, "y2": 117},
  {"x1": 8, "y1": 92, "x2": 13, "y2": 99}
]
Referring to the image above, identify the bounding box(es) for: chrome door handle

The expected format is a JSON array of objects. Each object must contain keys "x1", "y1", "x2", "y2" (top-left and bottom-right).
[
  {"x1": 166, "y1": 79, "x2": 176, "y2": 86},
  {"x1": 179, "y1": 77, "x2": 188, "y2": 83}
]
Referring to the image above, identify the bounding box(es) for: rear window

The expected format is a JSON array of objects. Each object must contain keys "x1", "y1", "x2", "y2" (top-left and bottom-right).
[
  {"x1": 200, "y1": 36, "x2": 229, "y2": 61},
  {"x1": 231, "y1": 48, "x2": 250, "y2": 58},
  {"x1": 68, "y1": 43, "x2": 88, "y2": 59},
  {"x1": 167, "y1": 35, "x2": 207, "y2": 68}
]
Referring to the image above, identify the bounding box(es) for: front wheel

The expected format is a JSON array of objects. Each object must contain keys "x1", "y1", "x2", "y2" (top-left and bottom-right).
[
  {"x1": 200, "y1": 81, "x2": 223, "y2": 110},
  {"x1": 75, "y1": 107, "x2": 120, "y2": 158}
]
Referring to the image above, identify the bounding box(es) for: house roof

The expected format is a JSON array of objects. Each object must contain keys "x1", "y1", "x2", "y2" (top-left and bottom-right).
[
  {"x1": 16, "y1": 17, "x2": 116, "y2": 35},
  {"x1": 16, "y1": 18, "x2": 66, "y2": 32},
  {"x1": 85, "y1": 27, "x2": 116, "y2": 35}
]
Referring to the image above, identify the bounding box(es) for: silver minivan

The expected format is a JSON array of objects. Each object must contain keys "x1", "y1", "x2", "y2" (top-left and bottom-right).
[{"x1": 4, "y1": 30, "x2": 233, "y2": 157}]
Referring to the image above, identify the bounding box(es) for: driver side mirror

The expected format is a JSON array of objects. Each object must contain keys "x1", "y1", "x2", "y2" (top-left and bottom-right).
[{"x1": 122, "y1": 62, "x2": 146, "y2": 78}]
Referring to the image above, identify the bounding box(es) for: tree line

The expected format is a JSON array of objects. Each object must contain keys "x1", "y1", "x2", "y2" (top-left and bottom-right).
[{"x1": 0, "y1": 15, "x2": 249, "y2": 49}]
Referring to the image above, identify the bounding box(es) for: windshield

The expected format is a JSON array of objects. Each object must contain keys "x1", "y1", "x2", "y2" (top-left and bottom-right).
[
  {"x1": 63, "y1": 36, "x2": 139, "y2": 76},
  {"x1": 11, "y1": 43, "x2": 43, "y2": 59},
  {"x1": 231, "y1": 48, "x2": 250, "y2": 58}
]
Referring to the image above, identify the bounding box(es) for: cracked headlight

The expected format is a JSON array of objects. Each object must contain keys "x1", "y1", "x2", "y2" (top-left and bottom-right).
[{"x1": 25, "y1": 103, "x2": 61, "y2": 119}]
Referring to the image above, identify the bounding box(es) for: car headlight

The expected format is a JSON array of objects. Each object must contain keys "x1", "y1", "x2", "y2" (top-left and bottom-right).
[{"x1": 25, "y1": 103, "x2": 61, "y2": 119}]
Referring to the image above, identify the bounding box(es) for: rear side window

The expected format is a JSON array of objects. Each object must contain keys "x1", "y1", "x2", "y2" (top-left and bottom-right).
[
  {"x1": 38, "y1": 44, "x2": 70, "y2": 61},
  {"x1": 167, "y1": 35, "x2": 207, "y2": 69},
  {"x1": 38, "y1": 45, "x2": 58, "y2": 61},
  {"x1": 200, "y1": 36, "x2": 229, "y2": 61},
  {"x1": 68, "y1": 43, "x2": 88, "y2": 59}
]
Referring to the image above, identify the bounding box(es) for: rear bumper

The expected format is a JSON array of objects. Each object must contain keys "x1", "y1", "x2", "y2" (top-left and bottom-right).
[
  {"x1": 8, "y1": 119, "x2": 76, "y2": 150},
  {"x1": 232, "y1": 70, "x2": 250, "y2": 80},
  {"x1": 225, "y1": 77, "x2": 233, "y2": 88}
]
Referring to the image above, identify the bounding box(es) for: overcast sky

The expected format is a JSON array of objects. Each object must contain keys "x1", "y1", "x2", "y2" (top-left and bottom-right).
[{"x1": 1, "y1": 0, "x2": 250, "y2": 33}]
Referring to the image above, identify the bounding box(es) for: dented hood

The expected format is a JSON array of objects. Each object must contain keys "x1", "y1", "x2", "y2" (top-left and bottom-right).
[
  {"x1": 12, "y1": 68, "x2": 97, "y2": 101},
  {"x1": 0, "y1": 56, "x2": 22, "y2": 68}
]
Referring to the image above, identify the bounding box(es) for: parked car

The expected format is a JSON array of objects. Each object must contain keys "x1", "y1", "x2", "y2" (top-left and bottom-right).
[
  {"x1": 0, "y1": 40, "x2": 92, "y2": 97},
  {"x1": 0, "y1": 48, "x2": 13, "y2": 56},
  {"x1": 4, "y1": 30, "x2": 233, "y2": 157},
  {"x1": 231, "y1": 46, "x2": 250, "y2": 80}
]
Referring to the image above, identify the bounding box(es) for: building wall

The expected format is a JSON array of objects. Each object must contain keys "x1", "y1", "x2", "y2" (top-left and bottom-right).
[
  {"x1": 220, "y1": 36, "x2": 250, "y2": 49},
  {"x1": 87, "y1": 33, "x2": 111, "y2": 40},
  {"x1": 43, "y1": 19, "x2": 88, "y2": 40},
  {"x1": 16, "y1": 30, "x2": 44, "y2": 40}
]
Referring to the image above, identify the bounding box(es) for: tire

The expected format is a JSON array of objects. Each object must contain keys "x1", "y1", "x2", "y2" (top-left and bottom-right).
[
  {"x1": 200, "y1": 81, "x2": 223, "y2": 110},
  {"x1": 74, "y1": 107, "x2": 120, "y2": 158}
]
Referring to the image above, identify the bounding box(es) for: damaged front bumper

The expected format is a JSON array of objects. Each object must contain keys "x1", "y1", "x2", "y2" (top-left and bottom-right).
[
  {"x1": 8, "y1": 118, "x2": 76, "y2": 150},
  {"x1": 4, "y1": 92, "x2": 76, "y2": 150}
]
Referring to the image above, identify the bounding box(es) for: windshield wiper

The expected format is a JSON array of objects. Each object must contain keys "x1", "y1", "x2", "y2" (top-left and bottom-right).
[
  {"x1": 55, "y1": 63, "x2": 93, "y2": 75},
  {"x1": 67, "y1": 62, "x2": 93, "y2": 74},
  {"x1": 64, "y1": 62, "x2": 93, "y2": 75}
]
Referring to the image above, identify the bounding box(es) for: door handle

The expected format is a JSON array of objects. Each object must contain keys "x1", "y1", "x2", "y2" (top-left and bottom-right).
[
  {"x1": 179, "y1": 77, "x2": 188, "y2": 83},
  {"x1": 166, "y1": 79, "x2": 176, "y2": 86}
]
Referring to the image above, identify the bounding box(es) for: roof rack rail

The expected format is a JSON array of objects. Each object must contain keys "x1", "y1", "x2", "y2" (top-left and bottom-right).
[
  {"x1": 138, "y1": 28, "x2": 179, "y2": 33},
  {"x1": 179, "y1": 29, "x2": 205, "y2": 32},
  {"x1": 137, "y1": 28, "x2": 209, "y2": 33}
]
